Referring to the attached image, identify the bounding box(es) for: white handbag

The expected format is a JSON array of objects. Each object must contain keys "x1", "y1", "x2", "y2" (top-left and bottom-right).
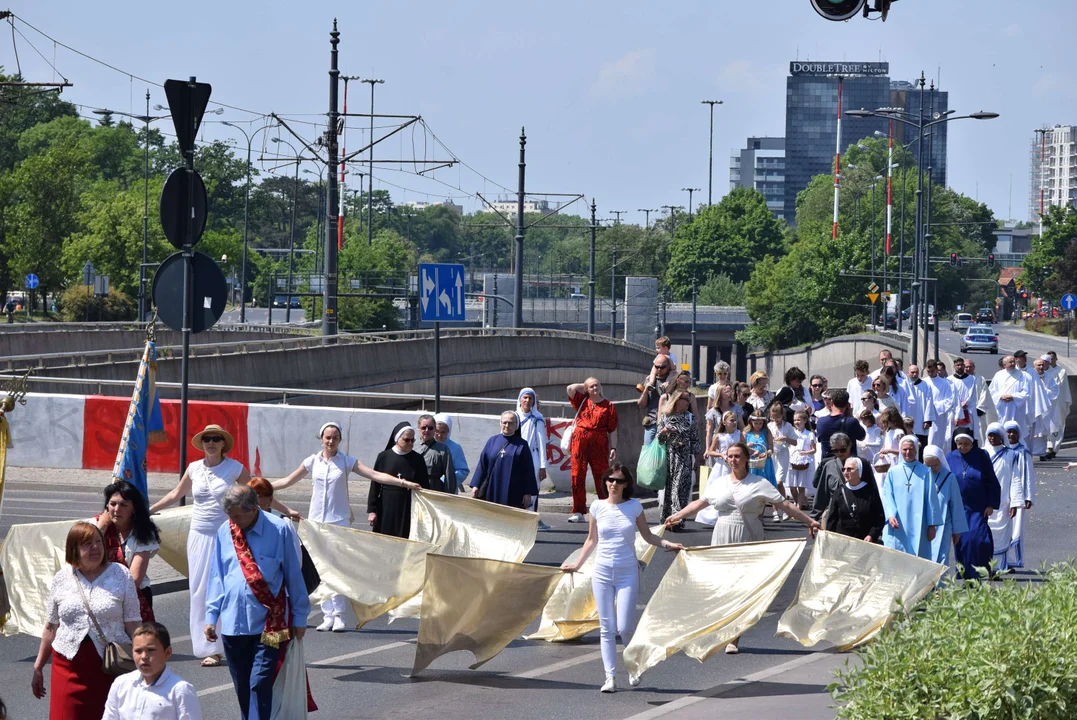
[{"x1": 560, "y1": 399, "x2": 585, "y2": 454}]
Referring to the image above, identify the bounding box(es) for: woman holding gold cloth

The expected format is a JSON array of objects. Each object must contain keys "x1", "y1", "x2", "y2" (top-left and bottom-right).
[{"x1": 665, "y1": 442, "x2": 819, "y2": 654}]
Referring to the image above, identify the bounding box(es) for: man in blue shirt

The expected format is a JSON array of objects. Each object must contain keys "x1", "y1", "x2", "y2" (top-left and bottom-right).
[{"x1": 205, "y1": 485, "x2": 309, "y2": 720}]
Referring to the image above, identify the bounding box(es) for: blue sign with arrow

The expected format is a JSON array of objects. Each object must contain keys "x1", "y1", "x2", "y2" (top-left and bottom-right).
[
  {"x1": 1061, "y1": 293, "x2": 1077, "y2": 311},
  {"x1": 25, "y1": 274, "x2": 39, "y2": 290},
  {"x1": 419, "y1": 263, "x2": 466, "y2": 322}
]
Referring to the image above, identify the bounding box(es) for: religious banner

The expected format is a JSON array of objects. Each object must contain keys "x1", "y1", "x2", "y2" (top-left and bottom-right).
[
  {"x1": 298, "y1": 520, "x2": 435, "y2": 629},
  {"x1": 110, "y1": 339, "x2": 166, "y2": 501},
  {"x1": 410, "y1": 554, "x2": 563, "y2": 675},
  {"x1": 623, "y1": 539, "x2": 806, "y2": 681},
  {"x1": 0, "y1": 507, "x2": 191, "y2": 638},
  {"x1": 777, "y1": 531, "x2": 945, "y2": 650},
  {"x1": 391, "y1": 490, "x2": 538, "y2": 620},
  {"x1": 526, "y1": 525, "x2": 666, "y2": 642}
]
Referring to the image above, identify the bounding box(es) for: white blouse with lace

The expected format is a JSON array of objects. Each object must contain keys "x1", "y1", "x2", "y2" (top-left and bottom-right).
[{"x1": 46, "y1": 563, "x2": 141, "y2": 660}]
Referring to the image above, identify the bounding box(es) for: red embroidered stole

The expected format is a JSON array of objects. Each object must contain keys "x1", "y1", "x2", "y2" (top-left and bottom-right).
[
  {"x1": 95, "y1": 515, "x2": 155, "y2": 622},
  {"x1": 229, "y1": 518, "x2": 290, "y2": 648}
]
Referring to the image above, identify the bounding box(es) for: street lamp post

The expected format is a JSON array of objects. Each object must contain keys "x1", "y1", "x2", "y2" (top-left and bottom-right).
[
  {"x1": 682, "y1": 188, "x2": 701, "y2": 220},
  {"x1": 222, "y1": 120, "x2": 273, "y2": 324},
  {"x1": 701, "y1": 100, "x2": 723, "y2": 206},
  {"x1": 92, "y1": 99, "x2": 170, "y2": 322},
  {"x1": 637, "y1": 208, "x2": 657, "y2": 230},
  {"x1": 362, "y1": 78, "x2": 384, "y2": 247},
  {"x1": 870, "y1": 175, "x2": 883, "y2": 329},
  {"x1": 846, "y1": 76, "x2": 998, "y2": 363},
  {"x1": 272, "y1": 137, "x2": 301, "y2": 323}
]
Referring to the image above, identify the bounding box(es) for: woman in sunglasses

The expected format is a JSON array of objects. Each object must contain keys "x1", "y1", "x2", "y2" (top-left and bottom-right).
[
  {"x1": 561, "y1": 462, "x2": 683, "y2": 693},
  {"x1": 150, "y1": 424, "x2": 250, "y2": 667}
]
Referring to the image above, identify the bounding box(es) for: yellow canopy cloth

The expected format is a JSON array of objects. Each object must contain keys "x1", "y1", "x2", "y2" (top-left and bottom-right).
[
  {"x1": 0, "y1": 414, "x2": 10, "y2": 509},
  {"x1": 526, "y1": 525, "x2": 666, "y2": 642},
  {"x1": 776, "y1": 530, "x2": 946, "y2": 651},
  {"x1": 624, "y1": 539, "x2": 806, "y2": 681},
  {"x1": 298, "y1": 520, "x2": 435, "y2": 629},
  {"x1": 391, "y1": 490, "x2": 539, "y2": 621},
  {"x1": 410, "y1": 554, "x2": 563, "y2": 675},
  {"x1": 0, "y1": 506, "x2": 192, "y2": 637}
]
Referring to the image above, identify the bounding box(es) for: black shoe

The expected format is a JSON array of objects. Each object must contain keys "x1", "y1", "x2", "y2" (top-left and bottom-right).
[
  {"x1": 1040, "y1": 455, "x2": 1048, "y2": 462},
  {"x1": 1047, "y1": 451, "x2": 1057, "y2": 460}
]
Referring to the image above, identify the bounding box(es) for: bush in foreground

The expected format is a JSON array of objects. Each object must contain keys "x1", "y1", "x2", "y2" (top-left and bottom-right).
[{"x1": 832, "y1": 563, "x2": 1077, "y2": 720}]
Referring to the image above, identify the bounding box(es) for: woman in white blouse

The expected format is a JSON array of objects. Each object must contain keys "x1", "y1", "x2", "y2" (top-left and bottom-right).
[
  {"x1": 150, "y1": 424, "x2": 249, "y2": 666},
  {"x1": 665, "y1": 443, "x2": 819, "y2": 654},
  {"x1": 95, "y1": 480, "x2": 160, "y2": 621},
  {"x1": 272, "y1": 421, "x2": 417, "y2": 632},
  {"x1": 31, "y1": 521, "x2": 141, "y2": 719}
]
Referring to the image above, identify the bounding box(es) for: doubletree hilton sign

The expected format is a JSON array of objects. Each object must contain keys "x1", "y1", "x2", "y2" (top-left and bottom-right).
[{"x1": 789, "y1": 62, "x2": 889, "y2": 77}]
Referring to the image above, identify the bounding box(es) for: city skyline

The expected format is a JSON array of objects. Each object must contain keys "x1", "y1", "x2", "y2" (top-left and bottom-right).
[{"x1": 5, "y1": 1, "x2": 1075, "y2": 225}]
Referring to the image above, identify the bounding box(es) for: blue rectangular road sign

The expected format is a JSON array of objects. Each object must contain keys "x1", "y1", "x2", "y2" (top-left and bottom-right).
[{"x1": 419, "y1": 263, "x2": 466, "y2": 322}]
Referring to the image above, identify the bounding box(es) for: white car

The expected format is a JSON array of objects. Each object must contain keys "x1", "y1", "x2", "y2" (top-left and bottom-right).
[{"x1": 950, "y1": 313, "x2": 974, "y2": 333}]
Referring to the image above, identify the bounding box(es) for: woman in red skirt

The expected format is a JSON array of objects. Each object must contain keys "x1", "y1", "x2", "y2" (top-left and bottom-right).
[
  {"x1": 566, "y1": 377, "x2": 619, "y2": 522},
  {"x1": 31, "y1": 521, "x2": 141, "y2": 719}
]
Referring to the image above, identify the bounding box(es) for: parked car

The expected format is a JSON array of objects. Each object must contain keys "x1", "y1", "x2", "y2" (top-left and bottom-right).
[
  {"x1": 272, "y1": 295, "x2": 287, "y2": 308},
  {"x1": 950, "y1": 312, "x2": 974, "y2": 333},
  {"x1": 883, "y1": 314, "x2": 898, "y2": 330},
  {"x1": 976, "y1": 308, "x2": 994, "y2": 324},
  {"x1": 960, "y1": 325, "x2": 999, "y2": 354}
]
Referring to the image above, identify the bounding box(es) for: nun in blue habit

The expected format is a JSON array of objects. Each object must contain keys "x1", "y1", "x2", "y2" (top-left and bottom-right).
[
  {"x1": 923, "y1": 444, "x2": 969, "y2": 568},
  {"x1": 946, "y1": 426, "x2": 1002, "y2": 580},
  {"x1": 881, "y1": 434, "x2": 941, "y2": 559}
]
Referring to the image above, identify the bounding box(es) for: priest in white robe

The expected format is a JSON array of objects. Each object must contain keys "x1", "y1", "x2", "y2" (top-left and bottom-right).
[
  {"x1": 951, "y1": 357, "x2": 981, "y2": 440},
  {"x1": 927, "y1": 360, "x2": 955, "y2": 449},
  {"x1": 1014, "y1": 350, "x2": 1051, "y2": 447},
  {"x1": 1030, "y1": 357, "x2": 1061, "y2": 458},
  {"x1": 989, "y1": 356, "x2": 1031, "y2": 428},
  {"x1": 1046, "y1": 351, "x2": 1071, "y2": 456}
]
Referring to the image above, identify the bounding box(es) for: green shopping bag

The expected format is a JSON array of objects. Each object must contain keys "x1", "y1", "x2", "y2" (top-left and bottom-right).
[{"x1": 636, "y1": 439, "x2": 668, "y2": 491}]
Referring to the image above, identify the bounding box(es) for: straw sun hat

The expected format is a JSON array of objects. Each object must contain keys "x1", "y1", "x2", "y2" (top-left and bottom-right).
[{"x1": 191, "y1": 424, "x2": 235, "y2": 453}]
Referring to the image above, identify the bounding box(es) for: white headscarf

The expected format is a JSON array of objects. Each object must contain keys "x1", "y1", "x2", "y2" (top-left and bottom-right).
[
  {"x1": 897, "y1": 433, "x2": 920, "y2": 465},
  {"x1": 318, "y1": 421, "x2": 342, "y2": 438},
  {"x1": 922, "y1": 444, "x2": 950, "y2": 476},
  {"x1": 434, "y1": 413, "x2": 453, "y2": 436}
]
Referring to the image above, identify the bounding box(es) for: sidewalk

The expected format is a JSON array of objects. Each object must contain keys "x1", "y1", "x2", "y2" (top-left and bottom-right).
[{"x1": 626, "y1": 651, "x2": 854, "y2": 720}]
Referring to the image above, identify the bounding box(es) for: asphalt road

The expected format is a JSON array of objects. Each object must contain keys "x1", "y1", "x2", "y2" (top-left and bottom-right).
[
  {"x1": 930, "y1": 320, "x2": 1076, "y2": 365},
  {"x1": 2, "y1": 457, "x2": 1076, "y2": 720}
]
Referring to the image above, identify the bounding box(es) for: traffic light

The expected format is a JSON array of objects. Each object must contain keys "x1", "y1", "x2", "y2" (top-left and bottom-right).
[
  {"x1": 810, "y1": 0, "x2": 866, "y2": 21},
  {"x1": 950, "y1": 253, "x2": 958, "y2": 267},
  {"x1": 987, "y1": 253, "x2": 995, "y2": 268}
]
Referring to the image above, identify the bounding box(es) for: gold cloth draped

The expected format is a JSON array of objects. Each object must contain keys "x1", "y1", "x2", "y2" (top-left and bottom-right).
[
  {"x1": 526, "y1": 525, "x2": 667, "y2": 642},
  {"x1": 623, "y1": 539, "x2": 806, "y2": 680},
  {"x1": 0, "y1": 415, "x2": 10, "y2": 510},
  {"x1": 776, "y1": 530, "x2": 946, "y2": 650},
  {"x1": 410, "y1": 554, "x2": 563, "y2": 675},
  {"x1": 391, "y1": 490, "x2": 539, "y2": 620},
  {"x1": 298, "y1": 520, "x2": 435, "y2": 629},
  {"x1": 0, "y1": 507, "x2": 192, "y2": 637}
]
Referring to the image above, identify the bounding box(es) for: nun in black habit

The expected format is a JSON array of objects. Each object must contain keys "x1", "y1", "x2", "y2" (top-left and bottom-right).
[{"x1": 367, "y1": 422, "x2": 430, "y2": 538}]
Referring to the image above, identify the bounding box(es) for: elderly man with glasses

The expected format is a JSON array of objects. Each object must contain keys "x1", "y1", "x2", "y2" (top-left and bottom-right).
[
  {"x1": 416, "y1": 413, "x2": 456, "y2": 493},
  {"x1": 810, "y1": 433, "x2": 877, "y2": 522}
]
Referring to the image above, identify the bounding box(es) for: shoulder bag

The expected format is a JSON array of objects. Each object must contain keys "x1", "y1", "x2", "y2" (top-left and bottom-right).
[
  {"x1": 73, "y1": 568, "x2": 135, "y2": 677},
  {"x1": 559, "y1": 397, "x2": 586, "y2": 454}
]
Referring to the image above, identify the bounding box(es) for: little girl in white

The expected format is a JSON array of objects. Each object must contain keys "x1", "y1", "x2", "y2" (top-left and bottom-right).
[{"x1": 786, "y1": 410, "x2": 816, "y2": 509}]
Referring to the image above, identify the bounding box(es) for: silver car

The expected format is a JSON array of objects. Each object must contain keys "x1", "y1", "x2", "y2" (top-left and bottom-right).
[
  {"x1": 950, "y1": 312, "x2": 974, "y2": 333},
  {"x1": 960, "y1": 325, "x2": 998, "y2": 354}
]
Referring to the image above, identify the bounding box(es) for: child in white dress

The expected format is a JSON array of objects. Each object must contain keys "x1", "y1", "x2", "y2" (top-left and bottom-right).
[{"x1": 786, "y1": 410, "x2": 817, "y2": 509}]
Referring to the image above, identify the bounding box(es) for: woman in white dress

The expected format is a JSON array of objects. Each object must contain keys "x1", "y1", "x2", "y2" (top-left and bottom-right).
[
  {"x1": 561, "y1": 462, "x2": 684, "y2": 693},
  {"x1": 665, "y1": 442, "x2": 819, "y2": 654},
  {"x1": 786, "y1": 410, "x2": 817, "y2": 509},
  {"x1": 273, "y1": 421, "x2": 419, "y2": 632},
  {"x1": 150, "y1": 423, "x2": 249, "y2": 666},
  {"x1": 698, "y1": 411, "x2": 741, "y2": 526}
]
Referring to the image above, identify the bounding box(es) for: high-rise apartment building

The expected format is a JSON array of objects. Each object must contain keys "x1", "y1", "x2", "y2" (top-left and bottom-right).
[
  {"x1": 1029, "y1": 125, "x2": 1077, "y2": 228},
  {"x1": 729, "y1": 137, "x2": 786, "y2": 218},
  {"x1": 782, "y1": 62, "x2": 948, "y2": 226}
]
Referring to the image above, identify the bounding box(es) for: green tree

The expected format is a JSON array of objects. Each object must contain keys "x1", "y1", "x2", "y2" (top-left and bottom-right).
[
  {"x1": 1024, "y1": 205, "x2": 1077, "y2": 297},
  {"x1": 665, "y1": 188, "x2": 784, "y2": 299},
  {"x1": 697, "y1": 274, "x2": 745, "y2": 306}
]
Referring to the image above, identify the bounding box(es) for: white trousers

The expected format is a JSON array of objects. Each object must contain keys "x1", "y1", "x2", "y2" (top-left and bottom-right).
[
  {"x1": 187, "y1": 528, "x2": 225, "y2": 658},
  {"x1": 318, "y1": 518, "x2": 350, "y2": 619},
  {"x1": 591, "y1": 563, "x2": 640, "y2": 678}
]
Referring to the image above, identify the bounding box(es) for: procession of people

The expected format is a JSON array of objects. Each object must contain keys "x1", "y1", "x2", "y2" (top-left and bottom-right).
[{"x1": 14, "y1": 339, "x2": 1066, "y2": 715}]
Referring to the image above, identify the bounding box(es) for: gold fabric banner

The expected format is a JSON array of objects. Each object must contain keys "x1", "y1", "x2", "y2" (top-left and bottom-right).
[
  {"x1": 777, "y1": 530, "x2": 946, "y2": 651},
  {"x1": 411, "y1": 554, "x2": 563, "y2": 675},
  {"x1": 0, "y1": 415, "x2": 10, "y2": 512},
  {"x1": 298, "y1": 520, "x2": 435, "y2": 629},
  {"x1": 526, "y1": 525, "x2": 666, "y2": 642},
  {"x1": 0, "y1": 507, "x2": 192, "y2": 637},
  {"x1": 392, "y1": 490, "x2": 539, "y2": 620},
  {"x1": 624, "y1": 539, "x2": 806, "y2": 681}
]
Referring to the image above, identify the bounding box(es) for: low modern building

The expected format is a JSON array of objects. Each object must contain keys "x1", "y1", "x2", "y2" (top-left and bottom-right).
[
  {"x1": 729, "y1": 137, "x2": 785, "y2": 218},
  {"x1": 403, "y1": 199, "x2": 464, "y2": 216},
  {"x1": 991, "y1": 224, "x2": 1033, "y2": 268}
]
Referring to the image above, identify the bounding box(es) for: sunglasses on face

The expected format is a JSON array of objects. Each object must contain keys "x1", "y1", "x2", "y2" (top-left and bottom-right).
[
  {"x1": 202, "y1": 436, "x2": 224, "y2": 443},
  {"x1": 810, "y1": 383, "x2": 824, "y2": 388},
  {"x1": 419, "y1": 425, "x2": 435, "y2": 431},
  {"x1": 606, "y1": 476, "x2": 628, "y2": 484}
]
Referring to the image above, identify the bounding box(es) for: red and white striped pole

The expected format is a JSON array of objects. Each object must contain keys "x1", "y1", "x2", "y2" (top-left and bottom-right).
[
  {"x1": 832, "y1": 77, "x2": 843, "y2": 239},
  {"x1": 886, "y1": 118, "x2": 893, "y2": 255},
  {"x1": 338, "y1": 79, "x2": 349, "y2": 250}
]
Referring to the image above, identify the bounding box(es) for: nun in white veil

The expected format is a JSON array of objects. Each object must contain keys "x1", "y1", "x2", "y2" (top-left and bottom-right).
[{"x1": 923, "y1": 443, "x2": 967, "y2": 567}]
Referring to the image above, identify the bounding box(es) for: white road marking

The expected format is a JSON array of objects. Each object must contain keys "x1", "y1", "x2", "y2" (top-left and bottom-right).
[{"x1": 512, "y1": 650, "x2": 603, "y2": 678}]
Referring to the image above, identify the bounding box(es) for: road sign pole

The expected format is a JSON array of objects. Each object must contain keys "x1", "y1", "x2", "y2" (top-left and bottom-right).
[
  {"x1": 434, "y1": 321, "x2": 441, "y2": 413},
  {"x1": 178, "y1": 77, "x2": 199, "y2": 497}
]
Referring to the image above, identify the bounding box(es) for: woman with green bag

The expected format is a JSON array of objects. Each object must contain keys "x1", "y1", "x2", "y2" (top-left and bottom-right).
[{"x1": 658, "y1": 390, "x2": 701, "y2": 531}]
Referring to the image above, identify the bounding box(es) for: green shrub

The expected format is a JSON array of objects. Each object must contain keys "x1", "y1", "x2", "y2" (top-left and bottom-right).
[
  {"x1": 832, "y1": 563, "x2": 1077, "y2": 720},
  {"x1": 59, "y1": 287, "x2": 137, "y2": 322},
  {"x1": 1024, "y1": 317, "x2": 1070, "y2": 338}
]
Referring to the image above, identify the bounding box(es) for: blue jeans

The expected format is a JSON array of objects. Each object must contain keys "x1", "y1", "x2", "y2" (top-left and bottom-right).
[
  {"x1": 222, "y1": 634, "x2": 282, "y2": 720},
  {"x1": 643, "y1": 425, "x2": 657, "y2": 446}
]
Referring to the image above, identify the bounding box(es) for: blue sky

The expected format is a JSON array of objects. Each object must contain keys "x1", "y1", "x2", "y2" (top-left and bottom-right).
[{"x1": 7, "y1": 1, "x2": 1076, "y2": 225}]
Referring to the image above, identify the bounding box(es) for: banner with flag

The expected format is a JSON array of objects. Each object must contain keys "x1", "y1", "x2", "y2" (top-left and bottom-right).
[{"x1": 111, "y1": 340, "x2": 166, "y2": 500}]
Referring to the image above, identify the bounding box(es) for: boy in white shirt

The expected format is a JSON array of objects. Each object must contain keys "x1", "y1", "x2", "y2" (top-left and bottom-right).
[{"x1": 104, "y1": 622, "x2": 202, "y2": 720}]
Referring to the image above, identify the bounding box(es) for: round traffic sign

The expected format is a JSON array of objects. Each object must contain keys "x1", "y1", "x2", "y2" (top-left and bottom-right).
[
  {"x1": 159, "y1": 167, "x2": 208, "y2": 250},
  {"x1": 151, "y1": 251, "x2": 227, "y2": 333},
  {"x1": 1061, "y1": 293, "x2": 1077, "y2": 311},
  {"x1": 25, "y1": 274, "x2": 39, "y2": 289}
]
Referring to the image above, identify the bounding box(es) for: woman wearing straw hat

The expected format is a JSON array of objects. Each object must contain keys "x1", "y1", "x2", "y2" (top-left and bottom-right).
[
  {"x1": 272, "y1": 421, "x2": 421, "y2": 632},
  {"x1": 151, "y1": 423, "x2": 249, "y2": 667}
]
